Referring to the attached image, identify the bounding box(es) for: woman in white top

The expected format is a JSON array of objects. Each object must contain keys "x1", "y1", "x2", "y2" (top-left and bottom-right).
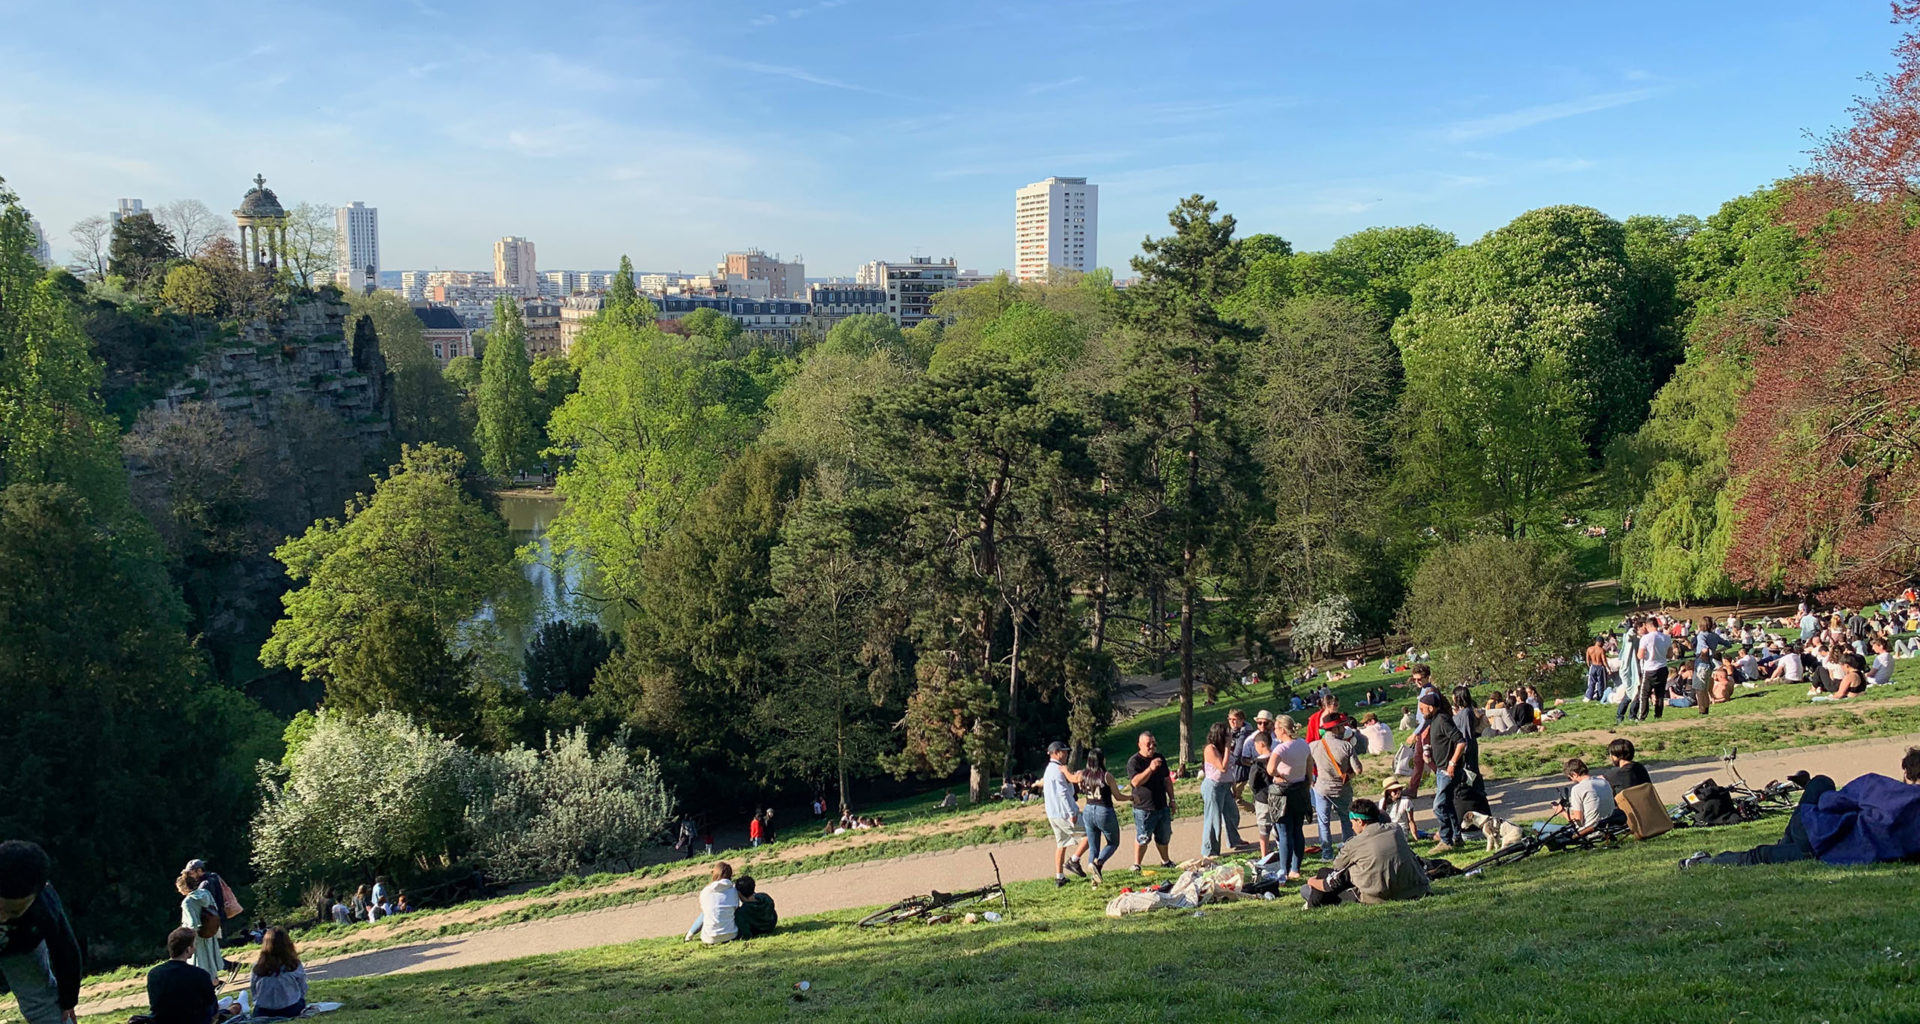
[{"x1": 683, "y1": 862, "x2": 740, "y2": 944}]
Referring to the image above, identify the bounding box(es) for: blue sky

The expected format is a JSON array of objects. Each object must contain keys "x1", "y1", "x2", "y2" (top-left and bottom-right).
[{"x1": 0, "y1": 1, "x2": 1900, "y2": 276}]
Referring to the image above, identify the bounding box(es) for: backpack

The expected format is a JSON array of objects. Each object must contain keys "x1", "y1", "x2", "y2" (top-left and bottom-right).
[{"x1": 1686, "y1": 780, "x2": 1744, "y2": 826}]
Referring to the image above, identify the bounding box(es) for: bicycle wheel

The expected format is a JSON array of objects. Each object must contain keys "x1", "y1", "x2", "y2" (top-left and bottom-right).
[{"x1": 857, "y1": 897, "x2": 934, "y2": 927}]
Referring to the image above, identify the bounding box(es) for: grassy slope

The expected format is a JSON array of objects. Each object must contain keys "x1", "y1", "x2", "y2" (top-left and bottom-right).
[{"x1": 259, "y1": 818, "x2": 1918, "y2": 1024}]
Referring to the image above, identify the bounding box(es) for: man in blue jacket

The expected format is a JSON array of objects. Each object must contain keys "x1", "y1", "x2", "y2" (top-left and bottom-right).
[{"x1": 0, "y1": 841, "x2": 82, "y2": 1024}]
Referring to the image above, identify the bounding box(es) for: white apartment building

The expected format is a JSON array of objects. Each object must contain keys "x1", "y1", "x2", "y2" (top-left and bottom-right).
[
  {"x1": 1014, "y1": 176, "x2": 1097, "y2": 281},
  {"x1": 494, "y1": 236, "x2": 537, "y2": 296},
  {"x1": 859, "y1": 257, "x2": 960, "y2": 326},
  {"x1": 540, "y1": 270, "x2": 582, "y2": 297},
  {"x1": 398, "y1": 271, "x2": 427, "y2": 300},
  {"x1": 112, "y1": 198, "x2": 145, "y2": 224},
  {"x1": 28, "y1": 219, "x2": 51, "y2": 267},
  {"x1": 334, "y1": 202, "x2": 379, "y2": 293}
]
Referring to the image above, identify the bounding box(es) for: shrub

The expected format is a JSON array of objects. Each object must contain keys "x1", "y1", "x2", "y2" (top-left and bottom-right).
[
  {"x1": 1292, "y1": 594, "x2": 1357, "y2": 658},
  {"x1": 468, "y1": 729, "x2": 673, "y2": 878},
  {"x1": 1401, "y1": 536, "x2": 1587, "y2": 690}
]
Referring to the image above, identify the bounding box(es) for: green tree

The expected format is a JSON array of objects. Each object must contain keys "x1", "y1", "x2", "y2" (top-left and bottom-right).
[
  {"x1": 160, "y1": 262, "x2": 216, "y2": 319},
  {"x1": 529, "y1": 355, "x2": 577, "y2": 436},
  {"x1": 758, "y1": 494, "x2": 904, "y2": 811},
  {"x1": 1122, "y1": 194, "x2": 1257, "y2": 764},
  {"x1": 819, "y1": 313, "x2": 910, "y2": 362},
  {"x1": 546, "y1": 326, "x2": 759, "y2": 607},
  {"x1": 854, "y1": 355, "x2": 1094, "y2": 795},
  {"x1": 523, "y1": 619, "x2": 614, "y2": 701},
  {"x1": 1616, "y1": 185, "x2": 1812, "y2": 602},
  {"x1": 281, "y1": 201, "x2": 337, "y2": 289},
  {"x1": 1241, "y1": 295, "x2": 1398, "y2": 624},
  {"x1": 107, "y1": 211, "x2": 180, "y2": 287},
  {"x1": 762, "y1": 347, "x2": 916, "y2": 492},
  {"x1": 1402, "y1": 536, "x2": 1587, "y2": 691},
  {"x1": 593, "y1": 448, "x2": 808, "y2": 802},
  {"x1": 261, "y1": 444, "x2": 519, "y2": 703},
  {"x1": 475, "y1": 297, "x2": 541, "y2": 478},
  {"x1": 1393, "y1": 206, "x2": 1650, "y2": 538}
]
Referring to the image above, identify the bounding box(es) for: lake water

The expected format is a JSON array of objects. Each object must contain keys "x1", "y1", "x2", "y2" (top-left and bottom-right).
[{"x1": 494, "y1": 492, "x2": 599, "y2": 644}]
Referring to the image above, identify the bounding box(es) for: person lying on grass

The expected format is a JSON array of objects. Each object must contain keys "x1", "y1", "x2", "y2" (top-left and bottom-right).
[
  {"x1": 1680, "y1": 748, "x2": 1920, "y2": 870},
  {"x1": 1302, "y1": 799, "x2": 1431, "y2": 908}
]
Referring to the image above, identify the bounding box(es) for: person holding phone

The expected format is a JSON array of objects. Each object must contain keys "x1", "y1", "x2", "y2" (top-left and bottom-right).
[{"x1": 1126, "y1": 732, "x2": 1177, "y2": 871}]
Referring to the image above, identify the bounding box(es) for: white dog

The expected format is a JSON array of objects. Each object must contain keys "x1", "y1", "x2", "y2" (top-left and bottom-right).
[{"x1": 1462, "y1": 810, "x2": 1526, "y2": 852}]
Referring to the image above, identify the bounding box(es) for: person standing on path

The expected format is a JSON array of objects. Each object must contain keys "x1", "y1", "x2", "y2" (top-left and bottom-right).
[
  {"x1": 1421, "y1": 691, "x2": 1466, "y2": 853},
  {"x1": 0, "y1": 841, "x2": 81, "y2": 1024},
  {"x1": 1126, "y1": 732, "x2": 1177, "y2": 871},
  {"x1": 175, "y1": 873, "x2": 222, "y2": 980},
  {"x1": 1221, "y1": 709, "x2": 1252, "y2": 849},
  {"x1": 1041, "y1": 742, "x2": 1093, "y2": 887},
  {"x1": 1269, "y1": 715, "x2": 1311, "y2": 881},
  {"x1": 1309, "y1": 714, "x2": 1362, "y2": 859},
  {"x1": 1078, "y1": 749, "x2": 1123, "y2": 878},
  {"x1": 1199, "y1": 722, "x2": 1233, "y2": 859}
]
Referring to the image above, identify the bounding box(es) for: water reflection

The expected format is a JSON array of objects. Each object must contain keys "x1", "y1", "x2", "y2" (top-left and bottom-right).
[{"x1": 492, "y1": 493, "x2": 599, "y2": 650}]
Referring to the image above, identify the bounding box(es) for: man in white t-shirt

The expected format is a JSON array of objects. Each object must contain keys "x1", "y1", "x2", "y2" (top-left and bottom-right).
[
  {"x1": 1559, "y1": 758, "x2": 1618, "y2": 836},
  {"x1": 1632, "y1": 619, "x2": 1673, "y2": 721},
  {"x1": 1041, "y1": 742, "x2": 1093, "y2": 887}
]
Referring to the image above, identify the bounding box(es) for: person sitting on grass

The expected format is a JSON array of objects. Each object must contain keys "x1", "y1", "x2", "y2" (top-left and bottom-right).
[
  {"x1": 248, "y1": 927, "x2": 308, "y2": 1019},
  {"x1": 734, "y1": 876, "x2": 777, "y2": 940},
  {"x1": 1600, "y1": 739, "x2": 1652, "y2": 795},
  {"x1": 147, "y1": 927, "x2": 218, "y2": 1024},
  {"x1": 684, "y1": 862, "x2": 739, "y2": 945},
  {"x1": 1302, "y1": 799, "x2": 1431, "y2": 907},
  {"x1": 1556, "y1": 758, "x2": 1620, "y2": 836}
]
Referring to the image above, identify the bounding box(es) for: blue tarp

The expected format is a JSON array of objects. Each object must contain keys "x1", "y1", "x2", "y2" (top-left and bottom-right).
[{"x1": 1802, "y1": 773, "x2": 1920, "y2": 866}]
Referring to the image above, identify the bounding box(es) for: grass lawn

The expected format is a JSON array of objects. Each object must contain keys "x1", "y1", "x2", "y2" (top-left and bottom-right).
[{"x1": 252, "y1": 818, "x2": 1919, "y2": 1024}]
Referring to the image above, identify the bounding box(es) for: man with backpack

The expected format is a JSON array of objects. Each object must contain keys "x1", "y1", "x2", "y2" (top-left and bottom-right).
[{"x1": 0, "y1": 841, "x2": 82, "y2": 1024}]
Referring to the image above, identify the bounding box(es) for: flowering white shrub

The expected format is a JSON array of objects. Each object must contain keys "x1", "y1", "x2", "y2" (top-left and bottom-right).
[
  {"x1": 468, "y1": 729, "x2": 674, "y2": 878},
  {"x1": 252, "y1": 713, "x2": 673, "y2": 892},
  {"x1": 1293, "y1": 594, "x2": 1357, "y2": 658}
]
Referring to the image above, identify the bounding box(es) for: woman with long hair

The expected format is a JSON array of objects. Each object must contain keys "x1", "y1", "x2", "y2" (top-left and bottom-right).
[
  {"x1": 1078, "y1": 748, "x2": 1122, "y2": 873},
  {"x1": 174, "y1": 873, "x2": 221, "y2": 979},
  {"x1": 249, "y1": 926, "x2": 309, "y2": 1018},
  {"x1": 1200, "y1": 721, "x2": 1232, "y2": 858}
]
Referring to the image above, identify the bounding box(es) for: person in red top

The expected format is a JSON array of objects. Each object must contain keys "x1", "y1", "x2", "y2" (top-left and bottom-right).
[
  {"x1": 749, "y1": 811, "x2": 768, "y2": 848},
  {"x1": 1304, "y1": 693, "x2": 1337, "y2": 742}
]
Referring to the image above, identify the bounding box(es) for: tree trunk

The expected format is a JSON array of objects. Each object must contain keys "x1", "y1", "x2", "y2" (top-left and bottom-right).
[
  {"x1": 835, "y1": 700, "x2": 850, "y2": 817},
  {"x1": 1003, "y1": 603, "x2": 1021, "y2": 782},
  {"x1": 1090, "y1": 477, "x2": 1111, "y2": 654},
  {"x1": 1180, "y1": 575, "x2": 1196, "y2": 767}
]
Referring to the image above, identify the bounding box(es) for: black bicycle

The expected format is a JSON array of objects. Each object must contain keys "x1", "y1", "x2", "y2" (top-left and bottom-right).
[
  {"x1": 856, "y1": 854, "x2": 1009, "y2": 927},
  {"x1": 1460, "y1": 807, "x2": 1631, "y2": 875},
  {"x1": 1668, "y1": 746, "x2": 1804, "y2": 826}
]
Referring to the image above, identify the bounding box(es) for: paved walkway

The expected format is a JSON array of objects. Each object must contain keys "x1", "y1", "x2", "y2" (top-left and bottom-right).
[{"x1": 76, "y1": 730, "x2": 1917, "y2": 1016}]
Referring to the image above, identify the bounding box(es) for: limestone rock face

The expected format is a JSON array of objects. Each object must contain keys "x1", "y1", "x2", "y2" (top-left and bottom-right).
[{"x1": 152, "y1": 292, "x2": 395, "y2": 444}]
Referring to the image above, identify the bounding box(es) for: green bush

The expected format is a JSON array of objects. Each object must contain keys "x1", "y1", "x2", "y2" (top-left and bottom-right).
[{"x1": 1401, "y1": 536, "x2": 1587, "y2": 690}]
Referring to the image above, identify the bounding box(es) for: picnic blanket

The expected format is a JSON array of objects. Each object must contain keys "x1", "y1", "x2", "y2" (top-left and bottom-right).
[{"x1": 1104, "y1": 862, "x2": 1248, "y2": 917}]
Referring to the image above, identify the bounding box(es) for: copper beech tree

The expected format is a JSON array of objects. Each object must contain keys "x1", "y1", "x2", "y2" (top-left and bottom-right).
[{"x1": 1728, "y1": 3, "x2": 1920, "y2": 600}]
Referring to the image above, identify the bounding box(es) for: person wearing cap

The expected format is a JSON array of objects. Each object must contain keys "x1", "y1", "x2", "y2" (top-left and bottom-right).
[
  {"x1": 1303, "y1": 799, "x2": 1430, "y2": 907},
  {"x1": 0, "y1": 842, "x2": 81, "y2": 1024},
  {"x1": 1308, "y1": 713, "x2": 1362, "y2": 859},
  {"x1": 1220, "y1": 709, "x2": 1252, "y2": 849},
  {"x1": 1041, "y1": 742, "x2": 1094, "y2": 887}
]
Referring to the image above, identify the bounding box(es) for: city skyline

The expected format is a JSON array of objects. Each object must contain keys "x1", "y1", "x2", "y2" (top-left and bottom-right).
[{"x1": 0, "y1": 1, "x2": 1899, "y2": 275}]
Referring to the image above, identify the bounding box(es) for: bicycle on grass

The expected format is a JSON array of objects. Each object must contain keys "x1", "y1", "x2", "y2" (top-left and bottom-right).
[{"x1": 856, "y1": 853, "x2": 1009, "y2": 927}]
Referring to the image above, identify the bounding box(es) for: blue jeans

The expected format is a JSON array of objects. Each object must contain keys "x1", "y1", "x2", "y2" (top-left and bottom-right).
[
  {"x1": 1314, "y1": 788, "x2": 1352, "y2": 855},
  {"x1": 1277, "y1": 782, "x2": 1309, "y2": 875},
  {"x1": 1200, "y1": 777, "x2": 1228, "y2": 858},
  {"x1": 0, "y1": 942, "x2": 63, "y2": 1024},
  {"x1": 1585, "y1": 664, "x2": 1607, "y2": 700},
  {"x1": 1082, "y1": 804, "x2": 1121, "y2": 866},
  {"x1": 1432, "y1": 769, "x2": 1462, "y2": 845},
  {"x1": 1132, "y1": 807, "x2": 1173, "y2": 850},
  {"x1": 1222, "y1": 779, "x2": 1243, "y2": 845}
]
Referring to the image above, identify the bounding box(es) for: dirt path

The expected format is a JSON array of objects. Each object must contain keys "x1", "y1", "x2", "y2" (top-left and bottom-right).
[
  {"x1": 76, "y1": 729, "x2": 1920, "y2": 1018},
  {"x1": 1482, "y1": 693, "x2": 1920, "y2": 756}
]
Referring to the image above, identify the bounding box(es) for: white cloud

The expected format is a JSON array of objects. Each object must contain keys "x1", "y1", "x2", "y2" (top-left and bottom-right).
[{"x1": 1441, "y1": 88, "x2": 1656, "y2": 142}]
